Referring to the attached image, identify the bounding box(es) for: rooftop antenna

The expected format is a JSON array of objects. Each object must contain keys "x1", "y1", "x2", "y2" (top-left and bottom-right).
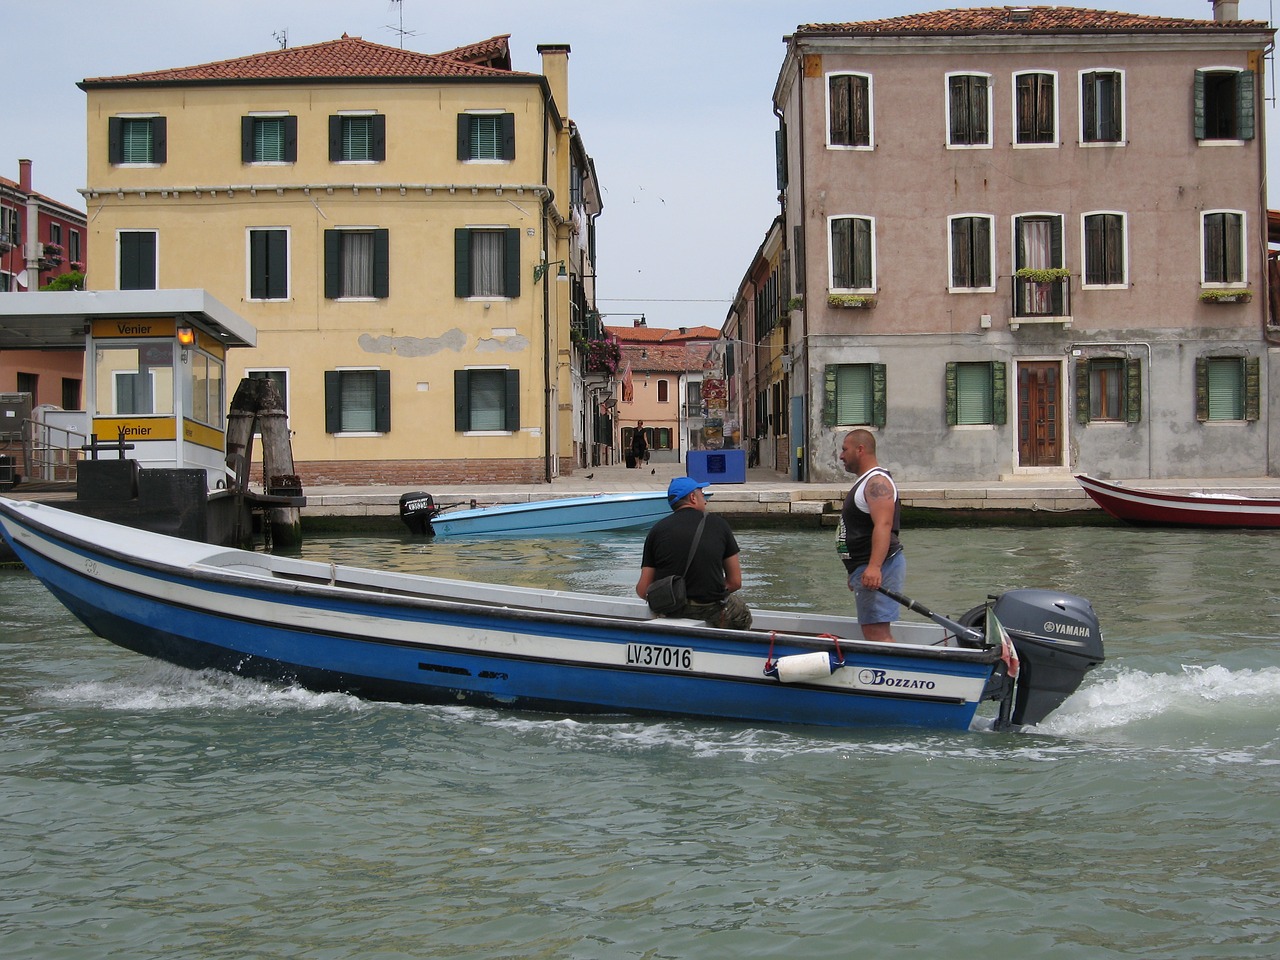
[
  {"x1": 272, "y1": 29, "x2": 288, "y2": 50},
  {"x1": 385, "y1": 0, "x2": 418, "y2": 48}
]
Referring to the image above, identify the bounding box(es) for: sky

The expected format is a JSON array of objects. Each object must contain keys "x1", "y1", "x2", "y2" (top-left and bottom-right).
[{"x1": 9, "y1": 0, "x2": 1277, "y2": 329}]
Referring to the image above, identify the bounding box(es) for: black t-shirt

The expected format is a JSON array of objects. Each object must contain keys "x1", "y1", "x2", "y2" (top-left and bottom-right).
[{"x1": 641, "y1": 507, "x2": 740, "y2": 604}]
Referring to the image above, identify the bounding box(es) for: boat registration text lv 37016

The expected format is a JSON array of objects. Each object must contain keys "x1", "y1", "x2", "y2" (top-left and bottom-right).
[{"x1": 625, "y1": 644, "x2": 693, "y2": 670}]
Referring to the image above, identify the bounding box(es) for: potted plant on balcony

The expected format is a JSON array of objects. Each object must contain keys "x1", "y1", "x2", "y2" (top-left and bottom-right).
[
  {"x1": 1013, "y1": 266, "x2": 1070, "y2": 284},
  {"x1": 827, "y1": 293, "x2": 876, "y2": 309},
  {"x1": 572, "y1": 332, "x2": 620, "y2": 374},
  {"x1": 1198, "y1": 289, "x2": 1253, "y2": 304},
  {"x1": 39, "y1": 242, "x2": 64, "y2": 267}
]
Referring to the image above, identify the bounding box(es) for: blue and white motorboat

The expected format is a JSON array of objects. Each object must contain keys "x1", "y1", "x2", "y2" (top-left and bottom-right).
[
  {"x1": 0, "y1": 497, "x2": 1104, "y2": 732},
  {"x1": 398, "y1": 490, "x2": 671, "y2": 537}
]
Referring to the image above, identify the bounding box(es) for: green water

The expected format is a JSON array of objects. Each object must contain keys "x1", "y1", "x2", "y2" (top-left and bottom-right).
[{"x1": 1, "y1": 525, "x2": 1278, "y2": 958}]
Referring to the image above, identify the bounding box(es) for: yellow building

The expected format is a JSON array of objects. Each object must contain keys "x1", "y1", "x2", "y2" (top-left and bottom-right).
[{"x1": 79, "y1": 34, "x2": 602, "y2": 485}]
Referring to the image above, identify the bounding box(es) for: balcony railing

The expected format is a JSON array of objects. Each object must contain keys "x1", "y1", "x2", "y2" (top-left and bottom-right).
[{"x1": 1010, "y1": 273, "x2": 1072, "y2": 330}]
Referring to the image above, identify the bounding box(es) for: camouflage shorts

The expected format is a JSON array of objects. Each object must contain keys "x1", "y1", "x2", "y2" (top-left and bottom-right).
[{"x1": 682, "y1": 593, "x2": 753, "y2": 630}]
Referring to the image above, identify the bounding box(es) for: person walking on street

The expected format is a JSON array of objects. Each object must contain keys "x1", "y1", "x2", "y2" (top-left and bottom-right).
[
  {"x1": 630, "y1": 422, "x2": 649, "y2": 469},
  {"x1": 836, "y1": 429, "x2": 904, "y2": 642},
  {"x1": 636, "y1": 477, "x2": 753, "y2": 629}
]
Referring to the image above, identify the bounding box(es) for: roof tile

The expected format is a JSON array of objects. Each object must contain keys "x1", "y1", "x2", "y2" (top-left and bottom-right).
[{"x1": 798, "y1": 6, "x2": 1270, "y2": 35}]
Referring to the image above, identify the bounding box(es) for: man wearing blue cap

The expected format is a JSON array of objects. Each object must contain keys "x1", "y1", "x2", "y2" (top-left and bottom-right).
[{"x1": 635, "y1": 476, "x2": 752, "y2": 629}]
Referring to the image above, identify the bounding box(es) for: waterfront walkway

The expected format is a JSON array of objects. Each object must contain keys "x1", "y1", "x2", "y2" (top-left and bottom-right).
[{"x1": 299, "y1": 461, "x2": 1280, "y2": 523}]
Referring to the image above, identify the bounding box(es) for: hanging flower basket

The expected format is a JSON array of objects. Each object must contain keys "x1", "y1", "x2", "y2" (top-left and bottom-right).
[{"x1": 1199, "y1": 289, "x2": 1252, "y2": 304}]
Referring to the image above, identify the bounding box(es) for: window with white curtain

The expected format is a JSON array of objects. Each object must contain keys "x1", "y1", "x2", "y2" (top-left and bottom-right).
[
  {"x1": 341, "y1": 231, "x2": 374, "y2": 298},
  {"x1": 471, "y1": 231, "x2": 505, "y2": 297}
]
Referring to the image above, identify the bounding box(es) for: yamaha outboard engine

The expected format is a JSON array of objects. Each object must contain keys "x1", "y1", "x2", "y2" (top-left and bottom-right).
[
  {"x1": 988, "y1": 589, "x2": 1105, "y2": 728},
  {"x1": 399, "y1": 492, "x2": 439, "y2": 536}
]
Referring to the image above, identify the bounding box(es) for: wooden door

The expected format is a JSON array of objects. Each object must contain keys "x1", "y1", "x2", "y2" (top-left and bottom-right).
[{"x1": 1017, "y1": 362, "x2": 1062, "y2": 466}]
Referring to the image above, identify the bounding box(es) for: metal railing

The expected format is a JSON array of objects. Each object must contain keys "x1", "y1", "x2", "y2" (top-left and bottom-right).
[{"x1": 11, "y1": 416, "x2": 87, "y2": 483}]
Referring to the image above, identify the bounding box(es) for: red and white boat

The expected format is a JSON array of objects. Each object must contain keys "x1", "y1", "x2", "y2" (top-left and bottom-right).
[{"x1": 1075, "y1": 474, "x2": 1280, "y2": 529}]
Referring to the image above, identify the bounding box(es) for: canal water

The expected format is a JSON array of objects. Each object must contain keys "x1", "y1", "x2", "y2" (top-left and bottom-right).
[{"x1": 1, "y1": 524, "x2": 1277, "y2": 959}]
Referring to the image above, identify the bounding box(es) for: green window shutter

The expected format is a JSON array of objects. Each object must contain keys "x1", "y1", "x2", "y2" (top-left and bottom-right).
[
  {"x1": 822, "y1": 365, "x2": 837, "y2": 427},
  {"x1": 151, "y1": 118, "x2": 167, "y2": 163},
  {"x1": 370, "y1": 115, "x2": 387, "y2": 161},
  {"x1": 374, "y1": 370, "x2": 391, "y2": 433},
  {"x1": 1195, "y1": 356, "x2": 1209, "y2": 421},
  {"x1": 250, "y1": 231, "x2": 268, "y2": 299},
  {"x1": 992, "y1": 361, "x2": 1007, "y2": 425},
  {"x1": 1075, "y1": 361, "x2": 1090, "y2": 424},
  {"x1": 323, "y1": 230, "x2": 341, "y2": 299},
  {"x1": 503, "y1": 228, "x2": 521, "y2": 297},
  {"x1": 282, "y1": 116, "x2": 298, "y2": 162},
  {"x1": 1193, "y1": 70, "x2": 1206, "y2": 140},
  {"x1": 945, "y1": 362, "x2": 958, "y2": 426},
  {"x1": 241, "y1": 117, "x2": 255, "y2": 163},
  {"x1": 775, "y1": 125, "x2": 788, "y2": 191},
  {"x1": 500, "y1": 113, "x2": 516, "y2": 160},
  {"x1": 457, "y1": 115, "x2": 470, "y2": 160},
  {"x1": 108, "y1": 117, "x2": 123, "y2": 163},
  {"x1": 328, "y1": 116, "x2": 343, "y2": 161},
  {"x1": 871, "y1": 363, "x2": 887, "y2": 427},
  {"x1": 1126, "y1": 360, "x2": 1142, "y2": 423},
  {"x1": 1238, "y1": 70, "x2": 1255, "y2": 140},
  {"x1": 324, "y1": 371, "x2": 341, "y2": 433},
  {"x1": 1245, "y1": 355, "x2": 1261, "y2": 420},
  {"x1": 120, "y1": 232, "x2": 156, "y2": 290},
  {"x1": 504, "y1": 369, "x2": 521, "y2": 431},
  {"x1": 372, "y1": 229, "x2": 390, "y2": 299},
  {"x1": 454, "y1": 370, "x2": 470, "y2": 431},
  {"x1": 454, "y1": 229, "x2": 471, "y2": 298}
]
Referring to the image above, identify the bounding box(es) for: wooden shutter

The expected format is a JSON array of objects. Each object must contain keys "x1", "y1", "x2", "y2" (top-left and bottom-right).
[
  {"x1": 151, "y1": 118, "x2": 167, "y2": 163},
  {"x1": 454, "y1": 370, "x2": 469, "y2": 431},
  {"x1": 1126, "y1": 359, "x2": 1142, "y2": 423},
  {"x1": 324, "y1": 371, "x2": 342, "y2": 433},
  {"x1": 775, "y1": 125, "x2": 788, "y2": 191},
  {"x1": 1195, "y1": 356, "x2": 1209, "y2": 421},
  {"x1": 1245, "y1": 355, "x2": 1261, "y2": 420},
  {"x1": 250, "y1": 231, "x2": 268, "y2": 299},
  {"x1": 108, "y1": 117, "x2": 123, "y2": 163},
  {"x1": 283, "y1": 116, "x2": 298, "y2": 162},
  {"x1": 374, "y1": 370, "x2": 391, "y2": 433},
  {"x1": 372, "y1": 229, "x2": 390, "y2": 299},
  {"x1": 120, "y1": 232, "x2": 156, "y2": 290},
  {"x1": 871, "y1": 363, "x2": 887, "y2": 428},
  {"x1": 328, "y1": 116, "x2": 343, "y2": 161},
  {"x1": 323, "y1": 230, "x2": 341, "y2": 299},
  {"x1": 504, "y1": 370, "x2": 520, "y2": 431},
  {"x1": 241, "y1": 117, "x2": 255, "y2": 163},
  {"x1": 1238, "y1": 70, "x2": 1255, "y2": 140},
  {"x1": 992, "y1": 362, "x2": 1008, "y2": 425},
  {"x1": 500, "y1": 113, "x2": 516, "y2": 160},
  {"x1": 503, "y1": 228, "x2": 521, "y2": 298},
  {"x1": 830, "y1": 75, "x2": 850, "y2": 144},
  {"x1": 822, "y1": 365, "x2": 837, "y2": 427},
  {"x1": 455, "y1": 229, "x2": 471, "y2": 298},
  {"x1": 853, "y1": 218, "x2": 872, "y2": 289},
  {"x1": 1075, "y1": 361, "x2": 1090, "y2": 424},
  {"x1": 457, "y1": 115, "x2": 470, "y2": 160},
  {"x1": 945, "y1": 362, "x2": 958, "y2": 426},
  {"x1": 371, "y1": 115, "x2": 387, "y2": 161},
  {"x1": 1193, "y1": 71, "x2": 1207, "y2": 140}
]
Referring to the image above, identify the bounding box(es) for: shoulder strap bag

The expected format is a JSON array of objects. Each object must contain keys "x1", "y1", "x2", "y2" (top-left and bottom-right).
[{"x1": 645, "y1": 514, "x2": 708, "y2": 616}]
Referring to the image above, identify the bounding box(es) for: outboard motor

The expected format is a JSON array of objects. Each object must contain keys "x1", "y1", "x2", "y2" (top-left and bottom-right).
[
  {"x1": 988, "y1": 589, "x2": 1105, "y2": 728},
  {"x1": 399, "y1": 492, "x2": 439, "y2": 536}
]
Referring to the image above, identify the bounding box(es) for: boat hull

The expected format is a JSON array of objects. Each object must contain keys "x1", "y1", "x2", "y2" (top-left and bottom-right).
[
  {"x1": 0, "y1": 498, "x2": 1007, "y2": 730},
  {"x1": 427, "y1": 492, "x2": 671, "y2": 537},
  {"x1": 1075, "y1": 475, "x2": 1280, "y2": 529}
]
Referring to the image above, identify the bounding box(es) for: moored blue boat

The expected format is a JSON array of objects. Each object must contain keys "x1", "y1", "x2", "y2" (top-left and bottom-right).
[
  {"x1": 399, "y1": 490, "x2": 671, "y2": 537},
  {"x1": 0, "y1": 497, "x2": 1104, "y2": 731}
]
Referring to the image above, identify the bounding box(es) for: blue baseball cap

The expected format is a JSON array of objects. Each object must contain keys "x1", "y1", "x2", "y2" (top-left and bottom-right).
[{"x1": 667, "y1": 476, "x2": 711, "y2": 508}]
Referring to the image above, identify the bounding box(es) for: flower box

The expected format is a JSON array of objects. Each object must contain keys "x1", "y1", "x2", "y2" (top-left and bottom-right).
[
  {"x1": 1199, "y1": 290, "x2": 1252, "y2": 304},
  {"x1": 828, "y1": 294, "x2": 876, "y2": 309}
]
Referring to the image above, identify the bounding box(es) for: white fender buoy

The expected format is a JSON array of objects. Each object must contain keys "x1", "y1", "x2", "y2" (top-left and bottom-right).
[{"x1": 774, "y1": 651, "x2": 837, "y2": 683}]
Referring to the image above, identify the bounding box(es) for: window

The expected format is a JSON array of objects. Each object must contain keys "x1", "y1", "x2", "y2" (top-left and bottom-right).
[
  {"x1": 830, "y1": 216, "x2": 874, "y2": 291},
  {"x1": 249, "y1": 229, "x2": 289, "y2": 300},
  {"x1": 0, "y1": 205, "x2": 18, "y2": 246},
  {"x1": 324, "y1": 229, "x2": 389, "y2": 299},
  {"x1": 457, "y1": 113, "x2": 515, "y2": 161},
  {"x1": 824, "y1": 363, "x2": 886, "y2": 427},
  {"x1": 946, "y1": 361, "x2": 1007, "y2": 426},
  {"x1": 1075, "y1": 358, "x2": 1140, "y2": 423},
  {"x1": 108, "y1": 116, "x2": 167, "y2": 164},
  {"x1": 1196, "y1": 356, "x2": 1259, "y2": 422},
  {"x1": 16, "y1": 373, "x2": 37, "y2": 406},
  {"x1": 1194, "y1": 69, "x2": 1254, "y2": 141},
  {"x1": 1082, "y1": 213, "x2": 1126, "y2": 287},
  {"x1": 1081, "y1": 70, "x2": 1123, "y2": 143},
  {"x1": 97, "y1": 343, "x2": 174, "y2": 416},
  {"x1": 68, "y1": 230, "x2": 81, "y2": 265},
  {"x1": 454, "y1": 369, "x2": 519, "y2": 432},
  {"x1": 1014, "y1": 72, "x2": 1057, "y2": 145},
  {"x1": 118, "y1": 230, "x2": 157, "y2": 290},
  {"x1": 454, "y1": 228, "x2": 520, "y2": 298},
  {"x1": 1014, "y1": 214, "x2": 1065, "y2": 316},
  {"x1": 949, "y1": 215, "x2": 994, "y2": 290},
  {"x1": 947, "y1": 73, "x2": 991, "y2": 147},
  {"x1": 329, "y1": 114, "x2": 386, "y2": 162},
  {"x1": 657, "y1": 379, "x2": 670, "y2": 403},
  {"x1": 828, "y1": 73, "x2": 871, "y2": 148},
  {"x1": 1202, "y1": 211, "x2": 1245, "y2": 284},
  {"x1": 49, "y1": 223, "x2": 62, "y2": 246},
  {"x1": 324, "y1": 370, "x2": 390, "y2": 433},
  {"x1": 187, "y1": 351, "x2": 225, "y2": 429},
  {"x1": 61, "y1": 378, "x2": 81, "y2": 411},
  {"x1": 242, "y1": 115, "x2": 297, "y2": 163}
]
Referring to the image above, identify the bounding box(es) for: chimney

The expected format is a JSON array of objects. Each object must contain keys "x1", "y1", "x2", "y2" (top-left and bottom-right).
[
  {"x1": 18, "y1": 158, "x2": 32, "y2": 193},
  {"x1": 633, "y1": 319, "x2": 641, "y2": 327},
  {"x1": 1210, "y1": 0, "x2": 1239, "y2": 21},
  {"x1": 537, "y1": 44, "x2": 571, "y2": 124}
]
